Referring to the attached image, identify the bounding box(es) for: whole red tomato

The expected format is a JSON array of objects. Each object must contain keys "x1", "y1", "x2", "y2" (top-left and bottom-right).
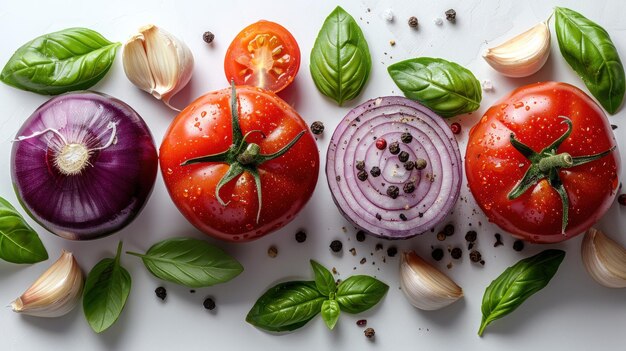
[
  {"x1": 466, "y1": 82, "x2": 620, "y2": 243},
  {"x1": 160, "y1": 84, "x2": 318, "y2": 242},
  {"x1": 224, "y1": 20, "x2": 300, "y2": 93}
]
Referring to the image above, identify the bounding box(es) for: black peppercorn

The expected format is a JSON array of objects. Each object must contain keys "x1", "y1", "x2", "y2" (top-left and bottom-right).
[
  {"x1": 618, "y1": 194, "x2": 626, "y2": 206},
  {"x1": 370, "y1": 166, "x2": 381, "y2": 177},
  {"x1": 431, "y1": 248, "x2": 444, "y2": 261},
  {"x1": 355, "y1": 160, "x2": 366, "y2": 170},
  {"x1": 404, "y1": 161, "x2": 415, "y2": 171},
  {"x1": 400, "y1": 132, "x2": 413, "y2": 143},
  {"x1": 513, "y1": 240, "x2": 524, "y2": 252},
  {"x1": 389, "y1": 141, "x2": 400, "y2": 154},
  {"x1": 375, "y1": 243, "x2": 383, "y2": 251},
  {"x1": 202, "y1": 31, "x2": 215, "y2": 44},
  {"x1": 494, "y1": 233, "x2": 503, "y2": 247},
  {"x1": 356, "y1": 230, "x2": 366, "y2": 242},
  {"x1": 465, "y1": 230, "x2": 477, "y2": 242},
  {"x1": 155, "y1": 286, "x2": 167, "y2": 300},
  {"x1": 387, "y1": 246, "x2": 398, "y2": 257},
  {"x1": 403, "y1": 181, "x2": 415, "y2": 194},
  {"x1": 398, "y1": 151, "x2": 409, "y2": 162},
  {"x1": 203, "y1": 297, "x2": 216, "y2": 310},
  {"x1": 451, "y1": 247, "x2": 462, "y2": 259},
  {"x1": 469, "y1": 250, "x2": 482, "y2": 263},
  {"x1": 357, "y1": 170, "x2": 368, "y2": 181},
  {"x1": 408, "y1": 16, "x2": 418, "y2": 28},
  {"x1": 310, "y1": 121, "x2": 324, "y2": 135},
  {"x1": 295, "y1": 230, "x2": 307, "y2": 243},
  {"x1": 330, "y1": 240, "x2": 343, "y2": 252},
  {"x1": 415, "y1": 158, "x2": 427, "y2": 170},
  {"x1": 443, "y1": 223, "x2": 455, "y2": 236},
  {"x1": 399, "y1": 213, "x2": 407, "y2": 221},
  {"x1": 386, "y1": 185, "x2": 400, "y2": 199},
  {"x1": 445, "y1": 9, "x2": 456, "y2": 22},
  {"x1": 268, "y1": 246, "x2": 278, "y2": 258},
  {"x1": 364, "y1": 327, "x2": 376, "y2": 339}
]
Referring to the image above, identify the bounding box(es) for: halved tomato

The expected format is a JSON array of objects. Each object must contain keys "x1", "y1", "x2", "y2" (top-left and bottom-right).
[{"x1": 224, "y1": 20, "x2": 301, "y2": 93}]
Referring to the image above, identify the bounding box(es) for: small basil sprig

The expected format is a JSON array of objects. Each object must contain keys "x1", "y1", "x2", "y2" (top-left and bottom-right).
[
  {"x1": 310, "y1": 6, "x2": 372, "y2": 105},
  {"x1": 127, "y1": 237, "x2": 243, "y2": 288},
  {"x1": 479, "y1": 249, "x2": 566, "y2": 336},
  {"x1": 83, "y1": 241, "x2": 131, "y2": 333},
  {"x1": 247, "y1": 260, "x2": 388, "y2": 332},
  {"x1": 388, "y1": 57, "x2": 482, "y2": 117},
  {"x1": 0, "y1": 196, "x2": 48, "y2": 264},
  {"x1": 555, "y1": 7, "x2": 625, "y2": 114},
  {"x1": 1, "y1": 28, "x2": 120, "y2": 95}
]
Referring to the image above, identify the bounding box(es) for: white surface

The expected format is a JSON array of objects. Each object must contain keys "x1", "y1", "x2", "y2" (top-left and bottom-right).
[{"x1": 1, "y1": 0, "x2": 625, "y2": 350}]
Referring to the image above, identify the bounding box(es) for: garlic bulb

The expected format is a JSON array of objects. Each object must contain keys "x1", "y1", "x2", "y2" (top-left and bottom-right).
[
  {"x1": 483, "y1": 22, "x2": 550, "y2": 77},
  {"x1": 122, "y1": 24, "x2": 194, "y2": 110},
  {"x1": 12, "y1": 250, "x2": 84, "y2": 317},
  {"x1": 581, "y1": 227, "x2": 626, "y2": 288},
  {"x1": 400, "y1": 250, "x2": 463, "y2": 310}
]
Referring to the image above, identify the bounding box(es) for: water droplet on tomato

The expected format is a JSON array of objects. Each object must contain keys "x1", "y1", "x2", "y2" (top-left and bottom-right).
[
  {"x1": 201, "y1": 111, "x2": 207, "y2": 117},
  {"x1": 514, "y1": 102, "x2": 524, "y2": 109},
  {"x1": 183, "y1": 189, "x2": 189, "y2": 198},
  {"x1": 167, "y1": 168, "x2": 173, "y2": 175}
]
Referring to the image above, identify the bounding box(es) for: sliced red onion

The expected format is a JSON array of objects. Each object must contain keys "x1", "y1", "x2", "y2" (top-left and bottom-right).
[
  {"x1": 11, "y1": 92, "x2": 158, "y2": 240},
  {"x1": 326, "y1": 96, "x2": 462, "y2": 239}
]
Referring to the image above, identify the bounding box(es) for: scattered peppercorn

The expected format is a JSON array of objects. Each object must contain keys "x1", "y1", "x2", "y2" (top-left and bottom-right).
[
  {"x1": 436, "y1": 232, "x2": 446, "y2": 241},
  {"x1": 310, "y1": 121, "x2": 324, "y2": 135},
  {"x1": 375, "y1": 138, "x2": 387, "y2": 150},
  {"x1": 332, "y1": 267, "x2": 338, "y2": 274},
  {"x1": 268, "y1": 246, "x2": 278, "y2": 258},
  {"x1": 467, "y1": 242, "x2": 474, "y2": 250},
  {"x1": 431, "y1": 248, "x2": 444, "y2": 261},
  {"x1": 387, "y1": 246, "x2": 398, "y2": 257},
  {"x1": 494, "y1": 233, "x2": 503, "y2": 247},
  {"x1": 375, "y1": 243, "x2": 383, "y2": 251},
  {"x1": 355, "y1": 160, "x2": 366, "y2": 170},
  {"x1": 375, "y1": 213, "x2": 382, "y2": 220},
  {"x1": 398, "y1": 151, "x2": 409, "y2": 162},
  {"x1": 451, "y1": 247, "x2": 462, "y2": 259},
  {"x1": 389, "y1": 40, "x2": 396, "y2": 46},
  {"x1": 357, "y1": 170, "x2": 368, "y2": 181},
  {"x1": 370, "y1": 166, "x2": 381, "y2": 177},
  {"x1": 513, "y1": 240, "x2": 525, "y2": 252},
  {"x1": 387, "y1": 185, "x2": 400, "y2": 199},
  {"x1": 356, "y1": 230, "x2": 366, "y2": 242},
  {"x1": 349, "y1": 248, "x2": 357, "y2": 256},
  {"x1": 404, "y1": 161, "x2": 415, "y2": 171},
  {"x1": 190, "y1": 290, "x2": 196, "y2": 294},
  {"x1": 480, "y1": 260, "x2": 485, "y2": 265},
  {"x1": 415, "y1": 158, "x2": 427, "y2": 170},
  {"x1": 450, "y1": 122, "x2": 461, "y2": 134},
  {"x1": 364, "y1": 327, "x2": 376, "y2": 339},
  {"x1": 408, "y1": 16, "x2": 419, "y2": 28},
  {"x1": 443, "y1": 223, "x2": 455, "y2": 236},
  {"x1": 401, "y1": 132, "x2": 413, "y2": 143},
  {"x1": 399, "y1": 213, "x2": 407, "y2": 221},
  {"x1": 389, "y1": 141, "x2": 400, "y2": 154},
  {"x1": 330, "y1": 240, "x2": 343, "y2": 253},
  {"x1": 445, "y1": 9, "x2": 456, "y2": 22},
  {"x1": 202, "y1": 31, "x2": 215, "y2": 44},
  {"x1": 295, "y1": 230, "x2": 307, "y2": 243},
  {"x1": 155, "y1": 286, "x2": 167, "y2": 300},
  {"x1": 618, "y1": 194, "x2": 626, "y2": 206},
  {"x1": 403, "y1": 181, "x2": 416, "y2": 194},
  {"x1": 203, "y1": 297, "x2": 216, "y2": 310},
  {"x1": 357, "y1": 319, "x2": 367, "y2": 327},
  {"x1": 360, "y1": 257, "x2": 367, "y2": 264},
  {"x1": 611, "y1": 124, "x2": 618, "y2": 130},
  {"x1": 469, "y1": 250, "x2": 482, "y2": 263},
  {"x1": 465, "y1": 230, "x2": 477, "y2": 242}
]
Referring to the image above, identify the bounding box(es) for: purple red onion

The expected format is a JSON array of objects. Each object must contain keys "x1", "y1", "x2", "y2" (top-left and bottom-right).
[
  {"x1": 326, "y1": 96, "x2": 462, "y2": 239},
  {"x1": 11, "y1": 91, "x2": 158, "y2": 240}
]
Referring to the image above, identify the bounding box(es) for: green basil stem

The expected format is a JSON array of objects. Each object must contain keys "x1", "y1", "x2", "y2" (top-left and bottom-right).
[
  {"x1": 179, "y1": 81, "x2": 305, "y2": 223},
  {"x1": 507, "y1": 116, "x2": 614, "y2": 233}
]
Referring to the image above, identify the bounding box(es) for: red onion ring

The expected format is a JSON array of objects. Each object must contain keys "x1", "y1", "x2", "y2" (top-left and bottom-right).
[
  {"x1": 326, "y1": 96, "x2": 462, "y2": 239},
  {"x1": 11, "y1": 91, "x2": 158, "y2": 240}
]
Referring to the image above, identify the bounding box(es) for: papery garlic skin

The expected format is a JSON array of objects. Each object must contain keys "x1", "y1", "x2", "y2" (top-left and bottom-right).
[
  {"x1": 122, "y1": 24, "x2": 194, "y2": 110},
  {"x1": 582, "y1": 228, "x2": 626, "y2": 288},
  {"x1": 11, "y1": 250, "x2": 84, "y2": 317},
  {"x1": 483, "y1": 22, "x2": 550, "y2": 78},
  {"x1": 400, "y1": 250, "x2": 463, "y2": 310}
]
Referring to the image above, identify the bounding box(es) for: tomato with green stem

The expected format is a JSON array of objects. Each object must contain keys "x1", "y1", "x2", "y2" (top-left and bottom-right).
[
  {"x1": 465, "y1": 82, "x2": 619, "y2": 243},
  {"x1": 160, "y1": 83, "x2": 318, "y2": 242},
  {"x1": 224, "y1": 21, "x2": 300, "y2": 93}
]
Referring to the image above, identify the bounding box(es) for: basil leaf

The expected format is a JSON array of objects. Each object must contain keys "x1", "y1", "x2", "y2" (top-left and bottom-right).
[
  {"x1": 555, "y1": 7, "x2": 625, "y2": 114},
  {"x1": 478, "y1": 249, "x2": 565, "y2": 336},
  {"x1": 388, "y1": 57, "x2": 482, "y2": 117},
  {"x1": 83, "y1": 242, "x2": 131, "y2": 333},
  {"x1": 310, "y1": 260, "x2": 336, "y2": 295},
  {"x1": 321, "y1": 299, "x2": 340, "y2": 330},
  {"x1": 336, "y1": 275, "x2": 389, "y2": 314},
  {"x1": 127, "y1": 237, "x2": 243, "y2": 288},
  {"x1": 310, "y1": 6, "x2": 371, "y2": 105},
  {"x1": 0, "y1": 196, "x2": 48, "y2": 264},
  {"x1": 246, "y1": 281, "x2": 325, "y2": 332},
  {"x1": 0, "y1": 28, "x2": 120, "y2": 95}
]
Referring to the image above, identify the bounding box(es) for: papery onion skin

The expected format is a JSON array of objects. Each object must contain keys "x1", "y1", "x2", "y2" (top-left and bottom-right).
[
  {"x1": 11, "y1": 91, "x2": 158, "y2": 240},
  {"x1": 326, "y1": 96, "x2": 462, "y2": 239}
]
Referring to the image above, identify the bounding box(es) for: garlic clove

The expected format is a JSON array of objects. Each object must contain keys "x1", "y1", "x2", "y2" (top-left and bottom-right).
[
  {"x1": 122, "y1": 24, "x2": 194, "y2": 111},
  {"x1": 581, "y1": 227, "x2": 626, "y2": 288},
  {"x1": 400, "y1": 250, "x2": 463, "y2": 310},
  {"x1": 11, "y1": 250, "x2": 84, "y2": 317},
  {"x1": 483, "y1": 21, "x2": 550, "y2": 78}
]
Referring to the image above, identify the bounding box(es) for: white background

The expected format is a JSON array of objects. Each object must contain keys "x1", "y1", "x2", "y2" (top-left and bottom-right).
[{"x1": 1, "y1": 0, "x2": 625, "y2": 350}]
